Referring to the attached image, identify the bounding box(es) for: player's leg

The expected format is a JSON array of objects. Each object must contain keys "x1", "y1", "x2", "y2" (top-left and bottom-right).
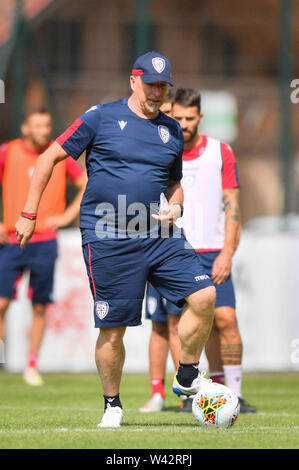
[
  {"x1": 82, "y1": 240, "x2": 147, "y2": 427},
  {"x1": 167, "y1": 313, "x2": 180, "y2": 370},
  {"x1": 22, "y1": 303, "x2": 47, "y2": 386},
  {"x1": 205, "y1": 320, "x2": 225, "y2": 385},
  {"x1": 95, "y1": 326, "x2": 125, "y2": 428},
  {"x1": 149, "y1": 321, "x2": 169, "y2": 387},
  {"x1": 167, "y1": 311, "x2": 194, "y2": 413},
  {"x1": 173, "y1": 285, "x2": 215, "y2": 395},
  {"x1": 140, "y1": 285, "x2": 169, "y2": 412},
  {"x1": 215, "y1": 305, "x2": 256, "y2": 413},
  {"x1": 95, "y1": 327, "x2": 126, "y2": 396},
  {"x1": 25, "y1": 240, "x2": 58, "y2": 386},
  {"x1": 0, "y1": 244, "x2": 24, "y2": 348},
  {"x1": 146, "y1": 235, "x2": 215, "y2": 397},
  {"x1": 0, "y1": 298, "x2": 11, "y2": 341}
]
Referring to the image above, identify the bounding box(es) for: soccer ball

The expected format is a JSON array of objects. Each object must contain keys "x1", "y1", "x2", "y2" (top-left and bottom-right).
[{"x1": 192, "y1": 381, "x2": 240, "y2": 428}]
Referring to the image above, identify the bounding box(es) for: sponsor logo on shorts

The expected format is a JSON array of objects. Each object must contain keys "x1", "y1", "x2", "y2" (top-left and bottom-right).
[
  {"x1": 195, "y1": 275, "x2": 210, "y2": 281},
  {"x1": 152, "y1": 57, "x2": 165, "y2": 73},
  {"x1": 158, "y1": 125, "x2": 170, "y2": 144},
  {"x1": 95, "y1": 301, "x2": 109, "y2": 320}
]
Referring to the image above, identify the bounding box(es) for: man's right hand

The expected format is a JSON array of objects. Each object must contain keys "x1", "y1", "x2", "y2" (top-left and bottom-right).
[
  {"x1": 0, "y1": 223, "x2": 9, "y2": 244},
  {"x1": 15, "y1": 217, "x2": 36, "y2": 249}
]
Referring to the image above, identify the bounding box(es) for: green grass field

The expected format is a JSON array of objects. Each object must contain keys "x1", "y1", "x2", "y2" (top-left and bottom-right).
[{"x1": 0, "y1": 372, "x2": 298, "y2": 449}]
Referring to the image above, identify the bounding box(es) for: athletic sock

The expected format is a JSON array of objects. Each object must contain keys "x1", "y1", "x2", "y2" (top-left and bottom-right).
[
  {"x1": 151, "y1": 378, "x2": 165, "y2": 399},
  {"x1": 27, "y1": 354, "x2": 37, "y2": 369},
  {"x1": 223, "y1": 364, "x2": 242, "y2": 398},
  {"x1": 176, "y1": 361, "x2": 199, "y2": 387},
  {"x1": 104, "y1": 394, "x2": 122, "y2": 410},
  {"x1": 209, "y1": 371, "x2": 225, "y2": 385}
]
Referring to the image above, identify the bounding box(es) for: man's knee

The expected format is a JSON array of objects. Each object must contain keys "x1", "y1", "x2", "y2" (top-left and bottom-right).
[
  {"x1": 33, "y1": 304, "x2": 47, "y2": 316},
  {"x1": 186, "y1": 286, "x2": 216, "y2": 317},
  {"x1": 168, "y1": 314, "x2": 179, "y2": 336},
  {"x1": 215, "y1": 307, "x2": 239, "y2": 333},
  {"x1": 99, "y1": 327, "x2": 126, "y2": 348},
  {"x1": 152, "y1": 321, "x2": 168, "y2": 338}
]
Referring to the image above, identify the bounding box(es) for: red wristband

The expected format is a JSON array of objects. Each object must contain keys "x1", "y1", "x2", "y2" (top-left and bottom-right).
[{"x1": 21, "y1": 211, "x2": 37, "y2": 220}]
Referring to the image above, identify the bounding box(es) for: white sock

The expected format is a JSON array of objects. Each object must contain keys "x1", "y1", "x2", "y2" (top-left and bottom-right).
[{"x1": 223, "y1": 365, "x2": 242, "y2": 398}]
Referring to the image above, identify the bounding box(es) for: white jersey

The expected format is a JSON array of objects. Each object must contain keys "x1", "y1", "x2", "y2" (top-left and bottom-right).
[{"x1": 180, "y1": 135, "x2": 239, "y2": 251}]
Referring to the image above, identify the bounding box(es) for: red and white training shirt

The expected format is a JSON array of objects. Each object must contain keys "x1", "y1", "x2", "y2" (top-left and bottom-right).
[{"x1": 180, "y1": 135, "x2": 240, "y2": 251}]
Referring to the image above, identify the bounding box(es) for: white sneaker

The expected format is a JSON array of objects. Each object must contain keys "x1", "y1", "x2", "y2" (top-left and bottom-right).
[
  {"x1": 172, "y1": 369, "x2": 211, "y2": 396},
  {"x1": 97, "y1": 404, "x2": 123, "y2": 428},
  {"x1": 23, "y1": 367, "x2": 45, "y2": 386},
  {"x1": 139, "y1": 393, "x2": 165, "y2": 412}
]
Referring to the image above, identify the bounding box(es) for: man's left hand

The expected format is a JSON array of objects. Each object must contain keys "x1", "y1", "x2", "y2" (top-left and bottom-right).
[
  {"x1": 152, "y1": 204, "x2": 181, "y2": 228},
  {"x1": 211, "y1": 250, "x2": 232, "y2": 285}
]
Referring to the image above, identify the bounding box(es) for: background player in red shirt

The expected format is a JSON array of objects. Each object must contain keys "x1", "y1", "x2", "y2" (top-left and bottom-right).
[
  {"x1": 0, "y1": 108, "x2": 87, "y2": 386},
  {"x1": 141, "y1": 88, "x2": 256, "y2": 414}
]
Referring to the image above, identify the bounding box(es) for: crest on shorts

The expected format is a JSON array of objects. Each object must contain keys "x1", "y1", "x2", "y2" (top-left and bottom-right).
[
  {"x1": 152, "y1": 57, "x2": 165, "y2": 73},
  {"x1": 147, "y1": 296, "x2": 157, "y2": 316},
  {"x1": 158, "y1": 125, "x2": 170, "y2": 144},
  {"x1": 95, "y1": 301, "x2": 109, "y2": 320}
]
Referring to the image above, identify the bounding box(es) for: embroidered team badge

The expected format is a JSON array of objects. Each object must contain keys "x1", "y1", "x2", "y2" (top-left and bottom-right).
[
  {"x1": 152, "y1": 57, "x2": 165, "y2": 73},
  {"x1": 95, "y1": 301, "x2": 109, "y2": 320},
  {"x1": 147, "y1": 296, "x2": 157, "y2": 316},
  {"x1": 158, "y1": 125, "x2": 170, "y2": 144}
]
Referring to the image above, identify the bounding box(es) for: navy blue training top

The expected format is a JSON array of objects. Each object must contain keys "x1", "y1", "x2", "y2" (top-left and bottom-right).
[{"x1": 56, "y1": 97, "x2": 184, "y2": 242}]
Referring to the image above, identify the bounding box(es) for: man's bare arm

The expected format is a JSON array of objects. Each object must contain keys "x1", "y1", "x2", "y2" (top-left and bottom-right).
[
  {"x1": 212, "y1": 187, "x2": 241, "y2": 284},
  {"x1": 15, "y1": 141, "x2": 68, "y2": 248}
]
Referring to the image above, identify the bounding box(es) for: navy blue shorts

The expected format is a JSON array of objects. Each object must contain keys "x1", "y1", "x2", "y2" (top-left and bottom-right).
[
  {"x1": 145, "y1": 283, "x2": 182, "y2": 321},
  {"x1": 82, "y1": 234, "x2": 213, "y2": 328},
  {"x1": 145, "y1": 250, "x2": 236, "y2": 323},
  {"x1": 0, "y1": 240, "x2": 58, "y2": 305}
]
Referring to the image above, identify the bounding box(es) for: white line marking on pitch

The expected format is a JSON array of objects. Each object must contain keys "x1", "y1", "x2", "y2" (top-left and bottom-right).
[
  {"x1": 0, "y1": 406, "x2": 298, "y2": 418},
  {"x1": 0, "y1": 426, "x2": 299, "y2": 435}
]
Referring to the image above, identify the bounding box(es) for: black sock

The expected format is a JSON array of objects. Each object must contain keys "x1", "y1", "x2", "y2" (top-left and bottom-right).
[
  {"x1": 176, "y1": 362, "x2": 199, "y2": 387},
  {"x1": 104, "y1": 394, "x2": 122, "y2": 410}
]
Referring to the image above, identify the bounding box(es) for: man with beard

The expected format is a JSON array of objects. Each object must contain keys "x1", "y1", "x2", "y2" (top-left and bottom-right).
[{"x1": 141, "y1": 88, "x2": 256, "y2": 414}]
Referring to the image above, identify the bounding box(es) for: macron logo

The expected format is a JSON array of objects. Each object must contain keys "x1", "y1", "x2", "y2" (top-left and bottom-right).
[
  {"x1": 118, "y1": 120, "x2": 127, "y2": 130},
  {"x1": 195, "y1": 275, "x2": 210, "y2": 281}
]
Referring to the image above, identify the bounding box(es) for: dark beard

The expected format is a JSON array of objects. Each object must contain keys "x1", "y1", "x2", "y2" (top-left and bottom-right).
[{"x1": 183, "y1": 128, "x2": 197, "y2": 143}]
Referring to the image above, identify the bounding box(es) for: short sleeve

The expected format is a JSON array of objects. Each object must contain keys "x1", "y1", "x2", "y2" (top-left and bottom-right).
[
  {"x1": 0, "y1": 142, "x2": 8, "y2": 182},
  {"x1": 221, "y1": 142, "x2": 240, "y2": 189},
  {"x1": 56, "y1": 105, "x2": 100, "y2": 160},
  {"x1": 169, "y1": 124, "x2": 184, "y2": 181}
]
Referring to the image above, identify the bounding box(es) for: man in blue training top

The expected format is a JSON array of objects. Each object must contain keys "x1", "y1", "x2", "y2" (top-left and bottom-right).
[{"x1": 15, "y1": 51, "x2": 216, "y2": 428}]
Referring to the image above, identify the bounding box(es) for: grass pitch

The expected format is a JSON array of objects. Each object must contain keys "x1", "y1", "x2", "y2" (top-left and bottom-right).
[{"x1": 0, "y1": 372, "x2": 298, "y2": 449}]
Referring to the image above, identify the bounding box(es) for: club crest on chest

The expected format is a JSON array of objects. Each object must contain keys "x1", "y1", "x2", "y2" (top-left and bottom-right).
[{"x1": 158, "y1": 125, "x2": 170, "y2": 144}]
